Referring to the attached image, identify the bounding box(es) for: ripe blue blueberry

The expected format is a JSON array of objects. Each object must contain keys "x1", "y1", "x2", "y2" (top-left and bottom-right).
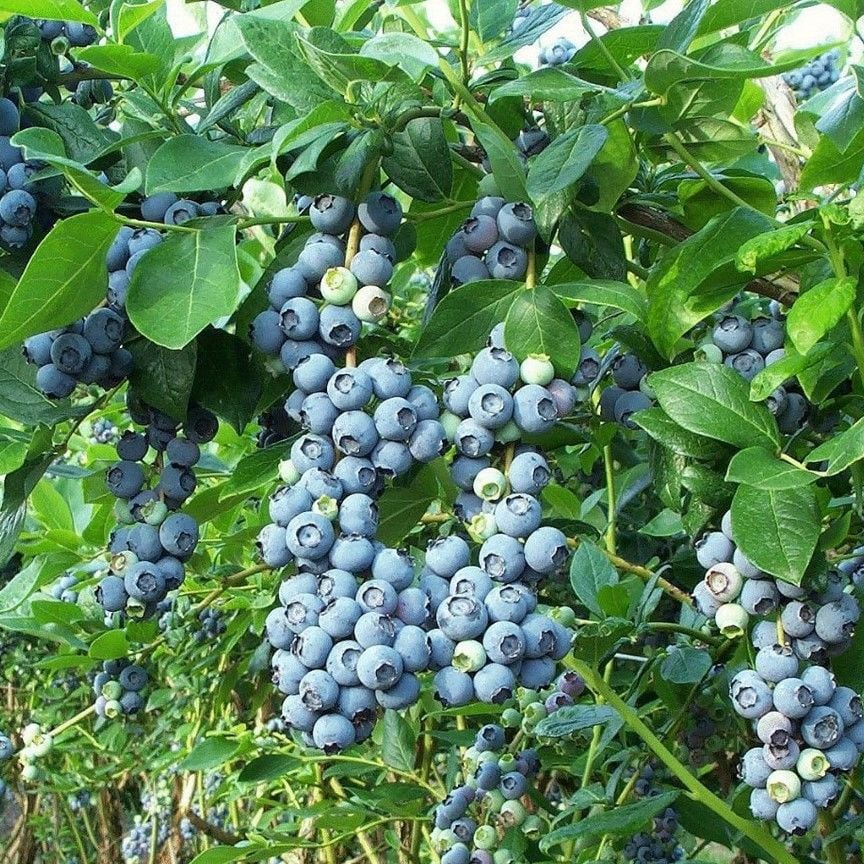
[
  {"x1": 434, "y1": 666, "x2": 474, "y2": 707},
  {"x1": 354, "y1": 611, "x2": 397, "y2": 648},
  {"x1": 309, "y1": 194, "x2": 355, "y2": 234},
  {"x1": 496, "y1": 202, "x2": 536, "y2": 246},
  {"x1": 286, "y1": 512, "x2": 335, "y2": 560},
  {"x1": 474, "y1": 662, "x2": 516, "y2": 704},
  {"x1": 451, "y1": 255, "x2": 490, "y2": 286},
  {"x1": 356, "y1": 645, "x2": 403, "y2": 690},
  {"x1": 269, "y1": 267, "x2": 308, "y2": 307},
  {"x1": 297, "y1": 239, "x2": 344, "y2": 283},
  {"x1": 327, "y1": 367, "x2": 374, "y2": 410},
  {"x1": 713, "y1": 315, "x2": 753, "y2": 354},
  {"x1": 358, "y1": 191, "x2": 402, "y2": 236},
  {"x1": 471, "y1": 347, "x2": 519, "y2": 388},
  {"x1": 494, "y1": 494, "x2": 541, "y2": 538},
  {"x1": 485, "y1": 241, "x2": 528, "y2": 279},
  {"x1": 374, "y1": 397, "x2": 418, "y2": 441},
  {"x1": 513, "y1": 384, "x2": 558, "y2": 433}
]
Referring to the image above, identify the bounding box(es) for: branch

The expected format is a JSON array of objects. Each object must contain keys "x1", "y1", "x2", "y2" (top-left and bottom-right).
[
  {"x1": 182, "y1": 810, "x2": 241, "y2": 846},
  {"x1": 616, "y1": 202, "x2": 799, "y2": 305}
]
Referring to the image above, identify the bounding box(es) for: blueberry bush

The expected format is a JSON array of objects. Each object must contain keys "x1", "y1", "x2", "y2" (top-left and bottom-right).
[{"x1": 2, "y1": 1, "x2": 864, "y2": 863}]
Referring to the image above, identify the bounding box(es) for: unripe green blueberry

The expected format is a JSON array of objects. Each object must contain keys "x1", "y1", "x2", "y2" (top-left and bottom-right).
[
  {"x1": 440, "y1": 411, "x2": 461, "y2": 441},
  {"x1": 104, "y1": 699, "x2": 124, "y2": 719},
  {"x1": 485, "y1": 789, "x2": 505, "y2": 813},
  {"x1": 352, "y1": 285, "x2": 391, "y2": 323},
  {"x1": 478, "y1": 174, "x2": 501, "y2": 197},
  {"x1": 520, "y1": 354, "x2": 554, "y2": 386},
  {"x1": 499, "y1": 799, "x2": 527, "y2": 827},
  {"x1": 468, "y1": 513, "x2": 497, "y2": 542},
  {"x1": 321, "y1": 267, "x2": 359, "y2": 305},
  {"x1": 797, "y1": 748, "x2": 829, "y2": 781},
  {"x1": 102, "y1": 680, "x2": 123, "y2": 701},
  {"x1": 695, "y1": 342, "x2": 724, "y2": 364},
  {"x1": 31, "y1": 734, "x2": 53, "y2": 758},
  {"x1": 517, "y1": 688, "x2": 539, "y2": 708},
  {"x1": 767, "y1": 769, "x2": 801, "y2": 803},
  {"x1": 550, "y1": 606, "x2": 577, "y2": 627},
  {"x1": 501, "y1": 707, "x2": 522, "y2": 728},
  {"x1": 497, "y1": 753, "x2": 517, "y2": 773},
  {"x1": 312, "y1": 495, "x2": 339, "y2": 521},
  {"x1": 21, "y1": 724, "x2": 41, "y2": 745},
  {"x1": 523, "y1": 702, "x2": 547, "y2": 724},
  {"x1": 474, "y1": 825, "x2": 497, "y2": 849},
  {"x1": 473, "y1": 467, "x2": 508, "y2": 501},
  {"x1": 110, "y1": 550, "x2": 138, "y2": 575},
  {"x1": 114, "y1": 498, "x2": 135, "y2": 524},
  {"x1": 125, "y1": 597, "x2": 148, "y2": 619},
  {"x1": 436, "y1": 829, "x2": 458, "y2": 851},
  {"x1": 278, "y1": 459, "x2": 300, "y2": 485},
  {"x1": 21, "y1": 763, "x2": 40, "y2": 781},
  {"x1": 714, "y1": 603, "x2": 749, "y2": 638},
  {"x1": 142, "y1": 499, "x2": 168, "y2": 526},
  {"x1": 476, "y1": 749, "x2": 500, "y2": 766},
  {"x1": 495, "y1": 420, "x2": 521, "y2": 444},
  {"x1": 493, "y1": 852, "x2": 514, "y2": 864},
  {"x1": 638, "y1": 376, "x2": 654, "y2": 398},
  {"x1": 453, "y1": 640, "x2": 487, "y2": 672},
  {"x1": 50, "y1": 35, "x2": 70, "y2": 55},
  {"x1": 522, "y1": 815, "x2": 543, "y2": 839}
]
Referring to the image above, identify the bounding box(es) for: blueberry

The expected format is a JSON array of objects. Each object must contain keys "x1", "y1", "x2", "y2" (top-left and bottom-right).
[
  {"x1": 374, "y1": 397, "x2": 418, "y2": 441},
  {"x1": 359, "y1": 232, "x2": 396, "y2": 261},
  {"x1": 164, "y1": 199, "x2": 200, "y2": 225},
  {"x1": 496, "y1": 203, "x2": 536, "y2": 246},
  {"x1": 713, "y1": 315, "x2": 753, "y2": 353},
  {"x1": 96, "y1": 575, "x2": 128, "y2": 612},
  {"x1": 781, "y1": 600, "x2": 815, "y2": 638},
  {"x1": 801, "y1": 665, "x2": 836, "y2": 706},
  {"x1": 484, "y1": 584, "x2": 529, "y2": 624},
  {"x1": 436, "y1": 595, "x2": 489, "y2": 641},
  {"x1": 299, "y1": 467, "x2": 343, "y2": 501},
  {"x1": 315, "y1": 569, "x2": 357, "y2": 601},
  {"x1": 356, "y1": 645, "x2": 403, "y2": 691},
  {"x1": 773, "y1": 677, "x2": 814, "y2": 719},
  {"x1": 725, "y1": 349, "x2": 765, "y2": 381},
  {"x1": 50, "y1": 332, "x2": 91, "y2": 375},
  {"x1": 479, "y1": 534, "x2": 525, "y2": 583},
  {"x1": 139, "y1": 192, "x2": 178, "y2": 223},
  {"x1": 451, "y1": 455, "x2": 490, "y2": 491},
  {"x1": 124, "y1": 561, "x2": 166, "y2": 603},
  {"x1": 776, "y1": 798, "x2": 817, "y2": 835},
  {"x1": 611, "y1": 354, "x2": 647, "y2": 389},
  {"x1": 468, "y1": 383, "x2": 514, "y2": 429},
  {"x1": 107, "y1": 270, "x2": 130, "y2": 308},
  {"x1": 23, "y1": 333, "x2": 54, "y2": 366},
  {"x1": 409, "y1": 419, "x2": 447, "y2": 462},
  {"x1": 801, "y1": 775, "x2": 839, "y2": 808},
  {"x1": 105, "y1": 460, "x2": 145, "y2": 498},
  {"x1": 332, "y1": 410, "x2": 379, "y2": 457},
  {"x1": 291, "y1": 433, "x2": 335, "y2": 473},
  {"x1": 285, "y1": 512, "x2": 335, "y2": 561},
  {"x1": 326, "y1": 640, "x2": 363, "y2": 686},
  {"x1": 294, "y1": 353, "x2": 336, "y2": 394},
  {"x1": 337, "y1": 685, "x2": 377, "y2": 722},
  {"x1": 444, "y1": 375, "x2": 479, "y2": 416},
  {"x1": 451, "y1": 255, "x2": 490, "y2": 286},
  {"x1": 815, "y1": 598, "x2": 859, "y2": 643},
  {"x1": 297, "y1": 240, "x2": 344, "y2": 283},
  {"x1": 828, "y1": 685, "x2": 863, "y2": 726},
  {"x1": 310, "y1": 194, "x2": 355, "y2": 234},
  {"x1": 327, "y1": 367, "x2": 374, "y2": 411},
  {"x1": 749, "y1": 316, "x2": 785, "y2": 354},
  {"x1": 695, "y1": 531, "x2": 734, "y2": 568},
  {"x1": 0, "y1": 188, "x2": 34, "y2": 227},
  {"x1": 358, "y1": 191, "x2": 402, "y2": 235},
  {"x1": 474, "y1": 663, "x2": 516, "y2": 704},
  {"x1": 485, "y1": 241, "x2": 528, "y2": 279},
  {"x1": 156, "y1": 513, "x2": 197, "y2": 559},
  {"x1": 776, "y1": 392, "x2": 808, "y2": 434},
  {"x1": 434, "y1": 666, "x2": 474, "y2": 707},
  {"x1": 512, "y1": 384, "x2": 558, "y2": 433},
  {"x1": 613, "y1": 390, "x2": 652, "y2": 428},
  {"x1": 426, "y1": 535, "x2": 470, "y2": 578},
  {"x1": 0, "y1": 98, "x2": 19, "y2": 137},
  {"x1": 494, "y1": 494, "x2": 541, "y2": 538},
  {"x1": 372, "y1": 547, "x2": 416, "y2": 590},
  {"x1": 740, "y1": 579, "x2": 780, "y2": 616},
  {"x1": 354, "y1": 611, "x2": 397, "y2": 648},
  {"x1": 450, "y1": 566, "x2": 494, "y2": 600},
  {"x1": 454, "y1": 419, "x2": 495, "y2": 458},
  {"x1": 268, "y1": 267, "x2": 308, "y2": 309},
  {"x1": 460, "y1": 215, "x2": 499, "y2": 253},
  {"x1": 294, "y1": 626, "x2": 335, "y2": 669},
  {"x1": 350, "y1": 248, "x2": 393, "y2": 287},
  {"x1": 441, "y1": 844, "x2": 471, "y2": 864},
  {"x1": 730, "y1": 670, "x2": 774, "y2": 720},
  {"x1": 184, "y1": 404, "x2": 218, "y2": 444},
  {"x1": 159, "y1": 464, "x2": 196, "y2": 500},
  {"x1": 471, "y1": 347, "x2": 519, "y2": 388},
  {"x1": 319, "y1": 304, "x2": 361, "y2": 348},
  {"x1": 826, "y1": 736, "x2": 859, "y2": 770},
  {"x1": 482, "y1": 620, "x2": 525, "y2": 665},
  {"x1": 0, "y1": 137, "x2": 22, "y2": 172}
]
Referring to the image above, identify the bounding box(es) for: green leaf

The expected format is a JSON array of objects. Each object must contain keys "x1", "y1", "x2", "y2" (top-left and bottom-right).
[
  {"x1": 88, "y1": 629, "x2": 130, "y2": 660},
  {"x1": 490, "y1": 67, "x2": 599, "y2": 103},
  {"x1": 697, "y1": 0, "x2": 791, "y2": 36},
  {"x1": 220, "y1": 446, "x2": 288, "y2": 499},
  {"x1": 786, "y1": 277, "x2": 856, "y2": 355},
  {"x1": 526, "y1": 125, "x2": 607, "y2": 212},
  {"x1": 382, "y1": 117, "x2": 452, "y2": 203},
  {"x1": 541, "y1": 792, "x2": 679, "y2": 850},
  {"x1": 726, "y1": 448, "x2": 819, "y2": 490},
  {"x1": 381, "y1": 710, "x2": 415, "y2": 772},
  {"x1": 359, "y1": 33, "x2": 438, "y2": 81},
  {"x1": 238, "y1": 754, "x2": 295, "y2": 783},
  {"x1": 479, "y1": 2, "x2": 571, "y2": 63},
  {"x1": 633, "y1": 408, "x2": 726, "y2": 460},
  {"x1": 801, "y1": 127, "x2": 864, "y2": 190},
  {"x1": 126, "y1": 225, "x2": 242, "y2": 349},
  {"x1": 650, "y1": 363, "x2": 779, "y2": 451},
  {"x1": 569, "y1": 541, "x2": 619, "y2": 619},
  {"x1": 504, "y1": 286, "x2": 582, "y2": 378},
  {"x1": 0, "y1": 346, "x2": 77, "y2": 425},
  {"x1": 0, "y1": 429, "x2": 28, "y2": 475},
  {"x1": 188, "y1": 848, "x2": 249, "y2": 864},
  {"x1": 749, "y1": 343, "x2": 832, "y2": 401},
  {"x1": 806, "y1": 417, "x2": 864, "y2": 476},
  {"x1": 23, "y1": 101, "x2": 115, "y2": 165},
  {"x1": 0, "y1": 211, "x2": 118, "y2": 349},
  {"x1": 180, "y1": 738, "x2": 240, "y2": 771},
  {"x1": 660, "y1": 646, "x2": 712, "y2": 684},
  {"x1": 415, "y1": 280, "x2": 523, "y2": 358},
  {"x1": 0, "y1": 0, "x2": 97, "y2": 24},
  {"x1": 145, "y1": 136, "x2": 249, "y2": 195},
  {"x1": 192, "y1": 330, "x2": 261, "y2": 435},
  {"x1": 76, "y1": 44, "x2": 161, "y2": 78},
  {"x1": 552, "y1": 280, "x2": 646, "y2": 321},
  {"x1": 730, "y1": 485, "x2": 820, "y2": 584},
  {"x1": 463, "y1": 106, "x2": 528, "y2": 202},
  {"x1": 656, "y1": 0, "x2": 710, "y2": 52},
  {"x1": 735, "y1": 223, "x2": 814, "y2": 273},
  {"x1": 295, "y1": 32, "x2": 400, "y2": 93},
  {"x1": 0, "y1": 559, "x2": 40, "y2": 613},
  {"x1": 646, "y1": 207, "x2": 774, "y2": 359},
  {"x1": 534, "y1": 704, "x2": 616, "y2": 738},
  {"x1": 127, "y1": 340, "x2": 197, "y2": 422},
  {"x1": 113, "y1": 0, "x2": 164, "y2": 43}
]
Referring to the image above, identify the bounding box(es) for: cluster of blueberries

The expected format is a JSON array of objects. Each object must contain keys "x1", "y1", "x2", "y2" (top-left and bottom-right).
[
  {"x1": 679, "y1": 693, "x2": 723, "y2": 768},
  {"x1": 698, "y1": 304, "x2": 808, "y2": 433},
  {"x1": 538, "y1": 37, "x2": 576, "y2": 67},
  {"x1": 90, "y1": 417, "x2": 119, "y2": 445},
  {"x1": 12, "y1": 722, "x2": 54, "y2": 782},
  {"x1": 694, "y1": 514, "x2": 864, "y2": 832},
  {"x1": 49, "y1": 571, "x2": 80, "y2": 604},
  {"x1": 30, "y1": 17, "x2": 98, "y2": 47},
  {"x1": 95, "y1": 397, "x2": 217, "y2": 623},
  {"x1": 256, "y1": 402, "x2": 293, "y2": 448},
  {"x1": 23, "y1": 305, "x2": 132, "y2": 399},
  {"x1": 0, "y1": 96, "x2": 61, "y2": 250},
  {"x1": 250, "y1": 191, "x2": 401, "y2": 368},
  {"x1": 92, "y1": 658, "x2": 148, "y2": 720},
  {"x1": 624, "y1": 766, "x2": 683, "y2": 864},
  {"x1": 194, "y1": 607, "x2": 226, "y2": 643},
  {"x1": 106, "y1": 192, "x2": 224, "y2": 312},
  {"x1": 783, "y1": 50, "x2": 842, "y2": 102},
  {"x1": 444, "y1": 197, "x2": 536, "y2": 287},
  {"x1": 591, "y1": 351, "x2": 654, "y2": 430},
  {"x1": 432, "y1": 723, "x2": 543, "y2": 864}
]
